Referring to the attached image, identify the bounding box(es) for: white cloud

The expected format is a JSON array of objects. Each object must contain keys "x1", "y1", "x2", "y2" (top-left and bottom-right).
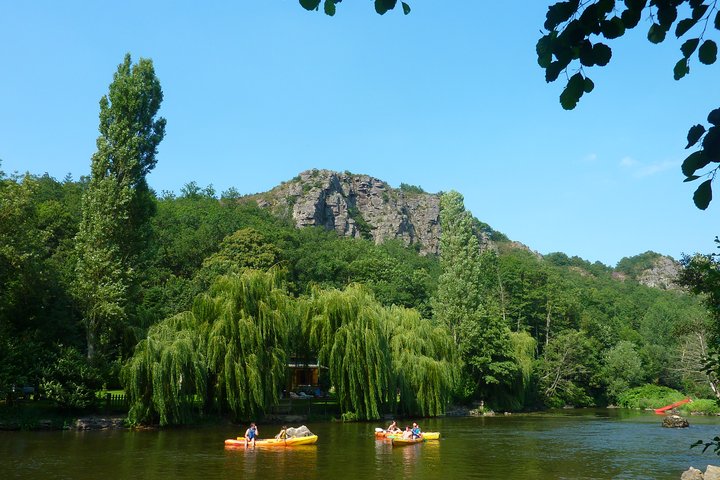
[
  {"x1": 634, "y1": 160, "x2": 679, "y2": 178},
  {"x1": 619, "y1": 156, "x2": 638, "y2": 168},
  {"x1": 617, "y1": 155, "x2": 679, "y2": 178},
  {"x1": 582, "y1": 153, "x2": 598, "y2": 163}
]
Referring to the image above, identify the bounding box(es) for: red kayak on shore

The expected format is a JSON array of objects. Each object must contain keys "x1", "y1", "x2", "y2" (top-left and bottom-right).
[{"x1": 654, "y1": 398, "x2": 691, "y2": 414}]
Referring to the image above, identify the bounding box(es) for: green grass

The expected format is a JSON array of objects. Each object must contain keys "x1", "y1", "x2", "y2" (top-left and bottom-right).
[
  {"x1": 680, "y1": 399, "x2": 720, "y2": 415},
  {"x1": 617, "y1": 384, "x2": 720, "y2": 414}
]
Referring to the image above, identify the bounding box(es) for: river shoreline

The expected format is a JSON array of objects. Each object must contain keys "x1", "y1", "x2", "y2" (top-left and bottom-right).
[{"x1": 3, "y1": 405, "x2": 718, "y2": 432}]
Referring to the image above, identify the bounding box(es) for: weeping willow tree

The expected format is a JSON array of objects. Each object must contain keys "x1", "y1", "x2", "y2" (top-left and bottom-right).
[
  {"x1": 386, "y1": 306, "x2": 456, "y2": 417},
  {"x1": 205, "y1": 270, "x2": 292, "y2": 420},
  {"x1": 307, "y1": 285, "x2": 393, "y2": 420},
  {"x1": 306, "y1": 285, "x2": 456, "y2": 420},
  {"x1": 507, "y1": 330, "x2": 537, "y2": 409},
  {"x1": 122, "y1": 312, "x2": 206, "y2": 426},
  {"x1": 122, "y1": 268, "x2": 293, "y2": 425}
]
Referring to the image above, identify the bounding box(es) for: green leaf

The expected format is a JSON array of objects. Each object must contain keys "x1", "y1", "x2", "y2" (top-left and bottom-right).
[
  {"x1": 624, "y1": 0, "x2": 647, "y2": 12},
  {"x1": 674, "y1": 58, "x2": 689, "y2": 80},
  {"x1": 544, "y1": 0, "x2": 580, "y2": 31},
  {"x1": 716, "y1": 11, "x2": 720, "y2": 30},
  {"x1": 560, "y1": 73, "x2": 585, "y2": 110},
  {"x1": 621, "y1": 8, "x2": 642, "y2": 29},
  {"x1": 684, "y1": 175, "x2": 701, "y2": 182},
  {"x1": 401, "y1": 2, "x2": 410, "y2": 15},
  {"x1": 648, "y1": 23, "x2": 667, "y2": 44},
  {"x1": 703, "y1": 126, "x2": 720, "y2": 161},
  {"x1": 538, "y1": 52, "x2": 553, "y2": 68},
  {"x1": 686, "y1": 124, "x2": 706, "y2": 148},
  {"x1": 691, "y1": 4, "x2": 708, "y2": 21},
  {"x1": 583, "y1": 76, "x2": 595, "y2": 93},
  {"x1": 537, "y1": 34, "x2": 555, "y2": 68},
  {"x1": 656, "y1": 5, "x2": 678, "y2": 30},
  {"x1": 681, "y1": 38, "x2": 700, "y2": 58},
  {"x1": 592, "y1": 43, "x2": 612, "y2": 66},
  {"x1": 545, "y1": 61, "x2": 564, "y2": 82},
  {"x1": 299, "y1": 0, "x2": 321, "y2": 11},
  {"x1": 682, "y1": 150, "x2": 709, "y2": 176},
  {"x1": 579, "y1": 40, "x2": 594, "y2": 66},
  {"x1": 324, "y1": 0, "x2": 336, "y2": 16},
  {"x1": 676, "y1": 18, "x2": 697, "y2": 38},
  {"x1": 693, "y1": 179, "x2": 712, "y2": 210},
  {"x1": 375, "y1": 0, "x2": 397, "y2": 15},
  {"x1": 699, "y1": 40, "x2": 718, "y2": 65},
  {"x1": 708, "y1": 108, "x2": 720, "y2": 127},
  {"x1": 601, "y1": 17, "x2": 626, "y2": 39},
  {"x1": 579, "y1": 4, "x2": 602, "y2": 35},
  {"x1": 596, "y1": 0, "x2": 614, "y2": 15}
]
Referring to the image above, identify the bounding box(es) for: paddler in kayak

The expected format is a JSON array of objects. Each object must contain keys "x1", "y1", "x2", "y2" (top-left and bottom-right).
[
  {"x1": 401, "y1": 426, "x2": 413, "y2": 439},
  {"x1": 411, "y1": 422, "x2": 422, "y2": 439},
  {"x1": 275, "y1": 426, "x2": 288, "y2": 440},
  {"x1": 387, "y1": 420, "x2": 401, "y2": 433},
  {"x1": 244, "y1": 423, "x2": 259, "y2": 448}
]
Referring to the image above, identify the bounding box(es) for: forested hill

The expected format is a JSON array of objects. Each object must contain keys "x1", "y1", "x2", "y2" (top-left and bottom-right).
[
  {"x1": 1, "y1": 167, "x2": 708, "y2": 419},
  {"x1": 246, "y1": 168, "x2": 680, "y2": 291}
]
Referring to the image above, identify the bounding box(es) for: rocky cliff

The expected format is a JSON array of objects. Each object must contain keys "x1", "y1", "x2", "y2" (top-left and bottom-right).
[
  {"x1": 251, "y1": 169, "x2": 442, "y2": 255},
  {"x1": 614, "y1": 251, "x2": 681, "y2": 290},
  {"x1": 246, "y1": 170, "x2": 680, "y2": 291}
]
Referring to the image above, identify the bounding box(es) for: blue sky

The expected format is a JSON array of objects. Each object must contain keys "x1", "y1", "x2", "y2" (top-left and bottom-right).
[{"x1": 1, "y1": 1, "x2": 717, "y2": 266}]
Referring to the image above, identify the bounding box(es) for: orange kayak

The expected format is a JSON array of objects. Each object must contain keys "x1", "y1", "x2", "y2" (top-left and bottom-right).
[{"x1": 381, "y1": 431, "x2": 440, "y2": 440}]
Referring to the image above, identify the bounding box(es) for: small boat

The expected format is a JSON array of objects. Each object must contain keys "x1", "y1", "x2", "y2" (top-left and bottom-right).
[
  {"x1": 383, "y1": 431, "x2": 440, "y2": 440},
  {"x1": 225, "y1": 435, "x2": 318, "y2": 448},
  {"x1": 391, "y1": 437, "x2": 424, "y2": 446}
]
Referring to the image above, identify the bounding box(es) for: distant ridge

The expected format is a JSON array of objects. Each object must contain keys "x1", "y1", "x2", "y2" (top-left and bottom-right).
[{"x1": 245, "y1": 169, "x2": 680, "y2": 290}]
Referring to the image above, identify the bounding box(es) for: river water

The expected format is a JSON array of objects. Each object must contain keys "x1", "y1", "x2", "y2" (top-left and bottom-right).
[{"x1": 2, "y1": 409, "x2": 719, "y2": 479}]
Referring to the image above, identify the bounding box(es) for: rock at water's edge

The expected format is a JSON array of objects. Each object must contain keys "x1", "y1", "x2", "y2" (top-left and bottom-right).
[
  {"x1": 662, "y1": 415, "x2": 689, "y2": 428},
  {"x1": 681, "y1": 467, "x2": 703, "y2": 480},
  {"x1": 74, "y1": 416, "x2": 125, "y2": 430},
  {"x1": 704, "y1": 465, "x2": 720, "y2": 480}
]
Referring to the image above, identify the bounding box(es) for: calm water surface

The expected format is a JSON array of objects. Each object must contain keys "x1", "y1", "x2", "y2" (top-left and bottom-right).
[{"x1": 2, "y1": 409, "x2": 720, "y2": 479}]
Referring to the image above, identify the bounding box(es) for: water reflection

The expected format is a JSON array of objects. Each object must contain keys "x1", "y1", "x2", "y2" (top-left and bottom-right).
[{"x1": 223, "y1": 442, "x2": 318, "y2": 477}]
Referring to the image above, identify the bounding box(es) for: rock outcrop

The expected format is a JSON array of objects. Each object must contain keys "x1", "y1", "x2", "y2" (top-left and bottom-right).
[
  {"x1": 662, "y1": 415, "x2": 689, "y2": 428},
  {"x1": 252, "y1": 169, "x2": 441, "y2": 255},
  {"x1": 637, "y1": 255, "x2": 680, "y2": 290}
]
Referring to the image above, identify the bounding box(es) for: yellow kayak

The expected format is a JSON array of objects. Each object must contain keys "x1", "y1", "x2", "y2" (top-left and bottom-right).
[
  {"x1": 385, "y1": 431, "x2": 440, "y2": 440},
  {"x1": 391, "y1": 437, "x2": 424, "y2": 446},
  {"x1": 225, "y1": 435, "x2": 318, "y2": 448}
]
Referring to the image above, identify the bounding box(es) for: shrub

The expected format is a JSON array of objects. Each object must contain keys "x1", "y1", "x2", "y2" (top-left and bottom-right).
[
  {"x1": 616, "y1": 384, "x2": 684, "y2": 410},
  {"x1": 40, "y1": 346, "x2": 101, "y2": 410},
  {"x1": 680, "y1": 399, "x2": 720, "y2": 415}
]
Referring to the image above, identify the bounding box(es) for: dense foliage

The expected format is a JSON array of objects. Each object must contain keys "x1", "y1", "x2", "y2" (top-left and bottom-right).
[
  {"x1": 1, "y1": 164, "x2": 716, "y2": 420},
  {"x1": 3, "y1": 52, "x2": 718, "y2": 424}
]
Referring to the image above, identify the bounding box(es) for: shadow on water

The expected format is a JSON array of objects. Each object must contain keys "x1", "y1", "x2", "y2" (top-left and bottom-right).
[{"x1": 2, "y1": 409, "x2": 719, "y2": 479}]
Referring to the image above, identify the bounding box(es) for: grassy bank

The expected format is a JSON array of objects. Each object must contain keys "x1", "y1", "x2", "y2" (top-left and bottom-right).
[{"x1": 617, "y1": 385, "x2": 719, "y2": 415}]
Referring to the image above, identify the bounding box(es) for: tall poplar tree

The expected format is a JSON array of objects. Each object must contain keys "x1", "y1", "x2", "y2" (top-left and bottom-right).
[
  {"x1": 433, "y1": 191, "x2": 484, "y2": 344},
  {"x1": 432, "y1": 191, "x2": 517, "y2": 401},
  {"x1": 75, "y1": 54, "x2": 166, "y2": 362}
]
